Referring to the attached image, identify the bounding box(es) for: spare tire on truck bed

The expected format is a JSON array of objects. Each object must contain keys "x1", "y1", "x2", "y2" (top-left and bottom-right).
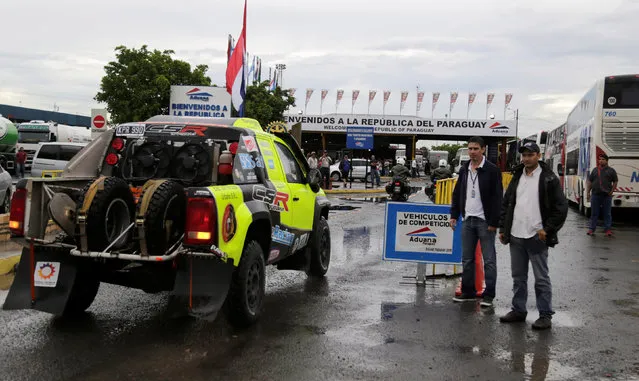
[
  {"x1": 136, "y1": 179, "x2": 186, "y2": 255},
  {"x1": 76, "y1": 177, "x2": 136, "y2": 252}
]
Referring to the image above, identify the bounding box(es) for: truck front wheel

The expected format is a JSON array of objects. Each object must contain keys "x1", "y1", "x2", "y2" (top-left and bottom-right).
[
  {"x1": 225, "y1": 241, "x2": 265, "y2": 327},
  {"x1": 307, "y1": 216, "x2": 331, "y2": 277}
]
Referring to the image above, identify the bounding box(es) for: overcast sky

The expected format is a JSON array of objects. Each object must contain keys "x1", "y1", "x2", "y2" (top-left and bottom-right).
[{"x1": 1, "y1": 0, "x2": 636, "y2": 138}]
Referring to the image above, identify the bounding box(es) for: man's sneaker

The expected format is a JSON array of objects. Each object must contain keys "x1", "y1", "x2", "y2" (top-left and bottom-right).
[
  {"x1": 605, "y1": 230, "x2": 613, "y2": 237},
  {"x1": 532, "y1": 316, "x2": 552, "y2": 330},
  {"x1": 452, "y1": 293, "x2": 476, "y2": 302},
  {"x1": 480, "y1": 296, "x2": 494, "y2": 307},
  {"x1": 499, "y1": 310, "x2": 527, "y2": 323},
  {"x1": 586, "y1": 230, "x2": 595, "y2": 236}
]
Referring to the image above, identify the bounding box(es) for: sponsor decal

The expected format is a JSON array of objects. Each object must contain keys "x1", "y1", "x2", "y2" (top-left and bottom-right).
[
  {"x1": 242, "y1": 136, "x2": 259, "y2": 152},
  {"x1": 608, "y1": 96, "x2": 617, "y2": 105},
  {"x1": 252, "y1": 186, "x2": 289, "y2": 212},
  {"x1": 222, "y1": 204, "x2": 237, "y2": 242},
  {"x1": 145, "y1": 124, "x2": 207, "y2": 136},
  {"x1": 34, "y1": 262, "x2": 60, "y2": 287},
  {"x1": 292, "y1": 233, "x2": 310, "y2": 252},
  {"x1": 238, "y1": 153, "x2": 265, "y2": 169},
  {"x1": 631, "y1": 171, "x2": 639, "y2": 183},
  {"x1": 272, "y1": 225, "x2": 295, "y2": 246},
  {"x1": 268, "y1": 249, "x2": 280, "y2": 262},
  {"x1": 208, "y1": 244, "x2": 227, "y2": 259},
  {"x1": 268, "y1": 159, "x2": 275, "y2": 169}
]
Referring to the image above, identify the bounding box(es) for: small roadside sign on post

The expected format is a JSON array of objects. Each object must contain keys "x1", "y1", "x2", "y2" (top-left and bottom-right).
[
  {"x1": 383, "y1": 201, "x2": 462, "y2": 285},
  {"x1": 346, "y1": 126, "x2": 374, "y2": 188},
  {"x1": 91, "y1": 109, "x2": 108, "y2": 139}
]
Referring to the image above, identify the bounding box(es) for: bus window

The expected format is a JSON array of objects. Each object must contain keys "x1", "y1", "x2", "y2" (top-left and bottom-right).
[{"x1": 566, "y1": 150, "x2": 578, "y2": 175}]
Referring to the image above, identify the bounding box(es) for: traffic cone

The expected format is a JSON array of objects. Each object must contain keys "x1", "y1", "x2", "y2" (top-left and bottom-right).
[{"x1": 454, "y1": 242, "x2": 486, "y2": 297}]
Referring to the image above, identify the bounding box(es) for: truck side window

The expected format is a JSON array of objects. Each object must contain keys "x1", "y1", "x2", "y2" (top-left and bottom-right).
[
  {"x1": 274, "y1": 142, "x2": 304, "y2": 184},
  {"x1": 37, "y1": 145, "x2": 59, "y2": 160}
]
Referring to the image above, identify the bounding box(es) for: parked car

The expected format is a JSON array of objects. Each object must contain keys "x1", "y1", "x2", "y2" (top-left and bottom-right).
[
  {"x1": 30, "y1": 142, "x2": 87, "y2": 178},
  {"x1": 330, "y1": 158, "x2": 372, "y2": 182}
]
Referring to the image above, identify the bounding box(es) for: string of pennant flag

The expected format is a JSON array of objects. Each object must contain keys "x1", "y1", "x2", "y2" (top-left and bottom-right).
[{"x1": 291, "y1": 90, "x2": 514, "y2": 117}]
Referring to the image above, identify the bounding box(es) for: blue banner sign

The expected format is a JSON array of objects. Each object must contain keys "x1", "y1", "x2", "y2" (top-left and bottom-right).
[{"x1": 346, "y1": 126, "x2": 374, "y2": 149}]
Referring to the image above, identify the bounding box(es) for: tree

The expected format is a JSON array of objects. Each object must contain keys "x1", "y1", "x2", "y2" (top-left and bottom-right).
[
  {"x1": 431, "y1": 143, "x2": 466, "y2": 164},
  {"x1": 95, "y1": 45, "x2": 211, "y2": 124},
  {"x1": 239, "y1": 81, "x2": 295, "y2": 127}
]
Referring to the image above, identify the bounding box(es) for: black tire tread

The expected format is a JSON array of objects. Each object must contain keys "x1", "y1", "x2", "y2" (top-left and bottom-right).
[
  {"x1": 308, "y1": 216, "x2": 330, "y2": 277},
  {"x1": 226, "y1": 240, "x2": 265, "y2": 328},
  {"x1": 138, "y1": 180, "x2": 186, "y2": 255},
  {"x1": 76, "y1": 177, "x2": 135, "y2": 251}
]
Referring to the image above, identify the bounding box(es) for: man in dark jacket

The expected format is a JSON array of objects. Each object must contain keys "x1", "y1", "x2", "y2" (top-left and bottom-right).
[
  {"x1": 498, "y1": 142, "x2": 568, "y2": 330},
  {"x1": 450, "y1": 137, "x2": 503, "y2": 307}
]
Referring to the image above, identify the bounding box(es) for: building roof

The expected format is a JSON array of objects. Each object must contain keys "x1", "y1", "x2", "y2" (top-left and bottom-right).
[{"x1": 0, "y1": 104, "x2": 91, "y2": 127}]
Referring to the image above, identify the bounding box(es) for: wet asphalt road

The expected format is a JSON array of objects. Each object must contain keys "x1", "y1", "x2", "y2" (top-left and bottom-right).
[{"x1": 1, "y1": 182, "x2": 639, "y2": 381}]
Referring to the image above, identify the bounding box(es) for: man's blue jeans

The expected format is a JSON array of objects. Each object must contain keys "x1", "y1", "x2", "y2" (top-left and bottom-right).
[
  {"x1": 509, "y1": 236, "x2": 554, "y2": 317},
  {"x1": 589, "y1": 193, "x2": 612, "y2": 231},
  {"x1": 371, "y1": 168, "x2": 380, "y2": 186},
  {"x1": 461, "y1": 216, "x2": 497, "y2": 298}
]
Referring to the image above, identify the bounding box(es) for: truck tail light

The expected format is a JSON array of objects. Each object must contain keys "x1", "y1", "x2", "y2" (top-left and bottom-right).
[
  {"x1": 105, "y1": 153, "x2": 119, "y2": 166},
  {"x1": 111, "y1": 138, "x2": 125, "y2": 151},
  {"x1": 184, "y1": 197, "x2": 217, "y2": 246},
  {"x1": 9, "y1": 188, "x2": 28, "y2": 236}
]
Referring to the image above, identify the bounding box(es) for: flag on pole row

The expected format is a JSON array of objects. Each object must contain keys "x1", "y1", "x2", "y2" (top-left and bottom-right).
[
  {"x1": 400, "y1": 91, "x2": 408, "y2": 113},
  {"x1": 432, "y1": 92, "x2": 440, "y2": 113},
  {"x1": 225, "y1": 0, "x2": 247, "y2": 116},
  {"x1": 416, "y1": 91, "x2": 425, "y2": 112}
]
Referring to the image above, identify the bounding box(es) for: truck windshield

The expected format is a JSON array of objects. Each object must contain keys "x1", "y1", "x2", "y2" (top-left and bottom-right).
[{"x1": 18, "y1": 131, "x2": 50, "y2": 143}]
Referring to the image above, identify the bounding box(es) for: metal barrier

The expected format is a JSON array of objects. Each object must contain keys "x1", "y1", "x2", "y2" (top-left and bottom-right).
[
  {"x1": 502, "y1": 172, "x2": 513, "y2": 190},
  {"x1": 434, "y1": 178, "x2": 457, "y2": 205},
  {"x1": 41, "y1": 170, "x2": 64, "y2": 178}
]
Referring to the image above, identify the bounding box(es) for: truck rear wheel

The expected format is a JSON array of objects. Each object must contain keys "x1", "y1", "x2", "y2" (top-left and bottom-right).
[
  {"x1": 137, "y1": 180, "x2": 186, "y2": 255},
  {"x1": 77, "y1": 177, "x2": 135, "y2": 251},
  {"x1": 226, "y1": 240, "x2": 265, "y2": 327},
  {"x1": 307, "y1": 216, "x2": 330, "y2": 277}
]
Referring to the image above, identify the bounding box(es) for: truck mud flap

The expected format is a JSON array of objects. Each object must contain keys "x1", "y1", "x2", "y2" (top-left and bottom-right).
[
  {"x1": 170, "y1": 257, "x2": 234, "y2": 321},
  {"x1": 2, "y1": 247, "x2": 78, "y2": 315}
]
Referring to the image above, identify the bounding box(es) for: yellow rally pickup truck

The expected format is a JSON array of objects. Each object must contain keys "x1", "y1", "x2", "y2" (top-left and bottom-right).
[{"x1": 3, "y1": 115, "x2": 331, "y2": 327}]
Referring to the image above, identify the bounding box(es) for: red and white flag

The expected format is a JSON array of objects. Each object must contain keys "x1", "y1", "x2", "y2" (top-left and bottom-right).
[
  {"x1": 468, "y1": 93, "x2": 476, "y2": 105},
  {"x1": 289, "y1": 88, "x2": 296, "y2": 97},
  {"x1": 352, "y1": 90, "x2": 360, "y2": 106},
  {"x1": 321, "y1": 89, "x2": 328, "y2": 101},
  {"x1": 487, "y1": 93, "x2": 495, "y2": 106},
  {"x1": 449, "y1": 92, "x2": 459, "y2": 114},
  {"x1": 505, "y1": 93, "x2": 513, "y2": 107},
  {"x1": 225, "y1": 0, "x2": 247, "y2": 115},
  {"x1": 416, "y1": 91, "x2": 425, "y2": 112},
  {"x1": 383, "y1": 91, "x2": 391, "y2": 105},
  {"x1": 400, "y1": 91, "x2": 409, "y2": 112},
  {"x1": 305, "y1": 89, "x2": 314, "y2": 108},
  {"x1": 369, "y1": 90, "x2": 377, "y2": 103},
  {"x1": 336, "y1": 89, "x2": 344, "y2": 109},
  {"x1": 432, "y1": 92, "x2": 440, "y2": 113}
]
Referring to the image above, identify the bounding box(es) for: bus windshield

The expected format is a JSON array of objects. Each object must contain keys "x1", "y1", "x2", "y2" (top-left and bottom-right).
[{"x1": 604, "y1": 76, "x2": 639, "y2": 108}]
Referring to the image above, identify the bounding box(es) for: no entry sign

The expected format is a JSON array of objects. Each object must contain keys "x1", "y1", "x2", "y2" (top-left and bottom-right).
[{"x1": 92, "y1": 115, "x2": 105, "y2": 128}]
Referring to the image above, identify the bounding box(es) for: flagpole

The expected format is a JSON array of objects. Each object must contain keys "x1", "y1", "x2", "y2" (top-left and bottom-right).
[{"x1": 416, "y1": 85, "x2": 419, "y2": 116}]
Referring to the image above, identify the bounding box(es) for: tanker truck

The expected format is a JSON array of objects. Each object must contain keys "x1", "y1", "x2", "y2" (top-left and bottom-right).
[
  {"x1": 16, "y1": 120, "x2": 91, "y2": 170},
  {"x1": 0, "y1": 116, "x2": 18, "y2": 173}
]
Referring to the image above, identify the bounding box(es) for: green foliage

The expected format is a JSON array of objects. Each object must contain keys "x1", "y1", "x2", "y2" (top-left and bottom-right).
[
  {"x1": 431, "y1": 143, "x2": 466, "y2": 163},
  {"x1": 238, "y1": 81, "x2": 296, "y2": 127},
  {"x1": 95, "y1": 45, "x2": 212, "y2": 124}
]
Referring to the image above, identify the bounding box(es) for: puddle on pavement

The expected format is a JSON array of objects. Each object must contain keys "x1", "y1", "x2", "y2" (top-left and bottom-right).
[
  {"x1": 493, "y1": 346, "x2": 583, "y2": 381},
  {"x1": 329, "y1": 205, "x2": 362, "y2": 211}
]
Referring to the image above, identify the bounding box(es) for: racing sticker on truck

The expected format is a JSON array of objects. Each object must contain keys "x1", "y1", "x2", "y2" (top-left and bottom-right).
[
  {"x1": 252, "y1": 185, "x2": 289, "y2": 212},
  {"x1": 34, "y1": 262, "x2": 61, "y2": 288},
  {"x1": 272, "y1": 225, "x2": 295, "y2": 246},
  {"x1": 242, "y1": 136, "x2": 259, "y2": 152},
  {"x1": 292, "y1": 233, "x2": 310, "y2": 252},
  {"x1": 222, "y1": 204, "x2": 237, "y2": 242}
]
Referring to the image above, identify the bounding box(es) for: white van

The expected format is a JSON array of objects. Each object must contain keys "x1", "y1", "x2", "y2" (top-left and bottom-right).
[
  {"x1": 31, "y1": 142, "x2": 87, "y2": 178},
  {"x1": 454, "y1": 148, "x2": 470, "y2": 173}
]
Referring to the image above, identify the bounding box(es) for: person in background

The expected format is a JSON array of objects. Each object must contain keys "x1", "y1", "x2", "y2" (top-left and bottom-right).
[
  {"x1": 498, "y1": 142, "x2": 568, "y2": 330},
  {"x1": 390, "y1": 161, "x2": 410, "y2": 180},
  {"x1": 586, "y1": 153, "x2": 618, "y2": 237},
  {"x1": 16, "y1": 147, "x2": 27, "y2": 179},
  {"x1": 431, "y1": 159, "x2": 452, "y2": 182},
  {"x1": 370, "y1": 155, "x2": 381, "y2": 187},
  {"x1": 450, "y1": 136, "x2": 503, "y2": 307},
  {"x1": 339, "y1": 155, "x2": 351, "y2": 188},
  {"x1": 307, "y1": 151, "x2": 318, "y2": 170},
  {"x1": 319, "y1": 151, "x2": 332, "y2": 189}
]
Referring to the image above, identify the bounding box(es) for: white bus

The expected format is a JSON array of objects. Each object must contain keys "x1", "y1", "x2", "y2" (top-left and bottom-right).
[{"x1": 563, "y1": 75, "x2": 639, "y2": 214}]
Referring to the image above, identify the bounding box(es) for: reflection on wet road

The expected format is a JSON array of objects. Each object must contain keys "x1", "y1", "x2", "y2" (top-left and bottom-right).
[{"x1": 1, "y1": 187, "x2": 639, "y2": 380}]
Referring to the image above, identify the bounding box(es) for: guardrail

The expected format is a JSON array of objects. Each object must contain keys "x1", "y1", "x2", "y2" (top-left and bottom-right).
[{"x1": 435, "y1": 172, "x2": 513, "y2": 205}]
